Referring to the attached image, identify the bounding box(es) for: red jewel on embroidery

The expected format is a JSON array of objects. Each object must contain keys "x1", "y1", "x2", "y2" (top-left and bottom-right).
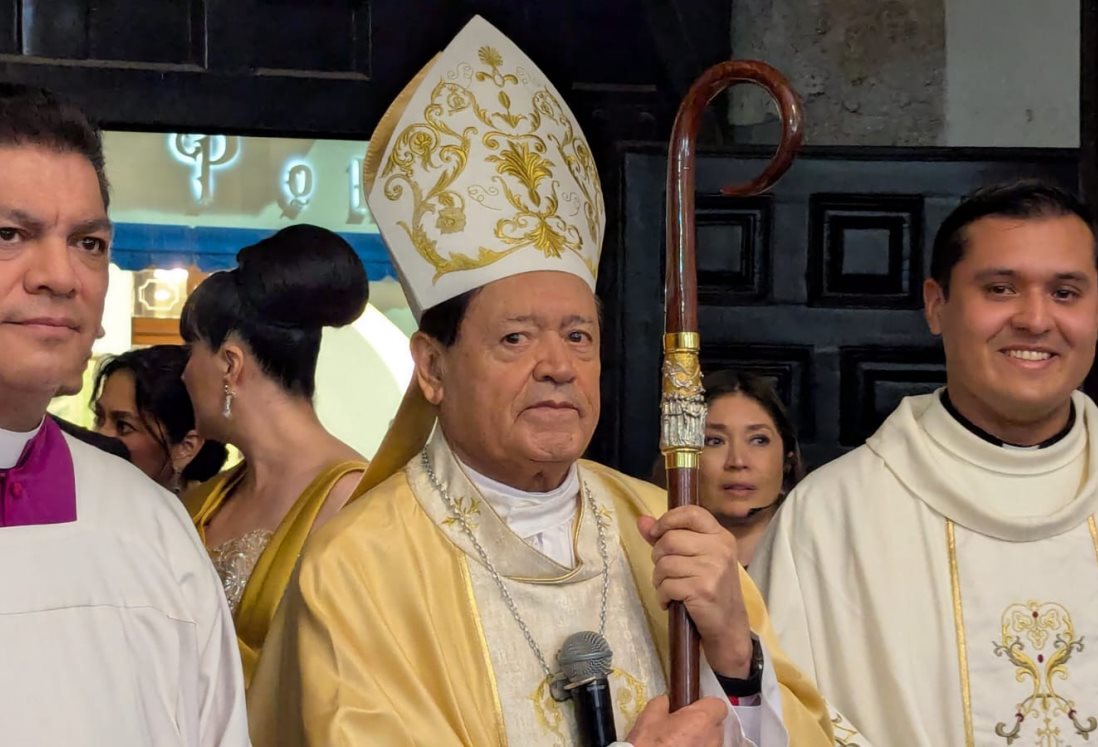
[
  {"x1": 1032, "y1": 611, "x2": 1039, "y2": 619},
  {"x1": 1038, "y1": 654, "x2": 1044, "y2": 663}
]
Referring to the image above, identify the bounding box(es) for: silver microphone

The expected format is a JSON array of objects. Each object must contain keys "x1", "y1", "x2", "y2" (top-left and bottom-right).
[{"x1": 557, "y1": 631, "x2": 617, "y2": 746}]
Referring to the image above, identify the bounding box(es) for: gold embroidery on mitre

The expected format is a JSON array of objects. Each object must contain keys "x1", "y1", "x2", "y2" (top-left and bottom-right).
[
  {"x1": 378, "y1": 43, "x2": 603, "y2": 284},
  {"x1": 992, "y1": 600, "x2": 1097, "y2": 745}
]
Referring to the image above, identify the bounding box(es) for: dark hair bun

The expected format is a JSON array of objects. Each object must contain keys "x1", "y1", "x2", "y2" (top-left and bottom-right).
[{"x1": 234, "y1": 224, "x2": 369, "y2": 329}]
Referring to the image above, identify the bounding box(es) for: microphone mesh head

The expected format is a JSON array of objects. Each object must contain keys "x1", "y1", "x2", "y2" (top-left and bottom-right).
[{"x1": 557, "y1": 631, "x2": 613, "y2": 686}]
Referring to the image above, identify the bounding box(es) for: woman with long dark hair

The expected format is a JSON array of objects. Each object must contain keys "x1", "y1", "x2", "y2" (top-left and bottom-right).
[
  {"x1": 92, "y1": 345, "x2": 227, "y2": 493},
  {"x1": 698, "y1": 369, "x2": 804, "y2": 567}
]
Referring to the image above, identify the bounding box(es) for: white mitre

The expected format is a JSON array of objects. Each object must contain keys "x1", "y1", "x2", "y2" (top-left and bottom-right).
[{"x1": 363, "y1": 15, "x2": 605, "y2": 320}]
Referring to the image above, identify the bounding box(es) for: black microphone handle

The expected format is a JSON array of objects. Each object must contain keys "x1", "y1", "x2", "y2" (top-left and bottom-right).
[{"x1": 572, "y1": 677, "x2": 617, "y2": 747}]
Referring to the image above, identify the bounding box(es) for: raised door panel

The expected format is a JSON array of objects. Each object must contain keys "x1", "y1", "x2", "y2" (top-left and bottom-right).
[{"x1": 600, "y1": 146, "x2": 1078, "y2": 475}]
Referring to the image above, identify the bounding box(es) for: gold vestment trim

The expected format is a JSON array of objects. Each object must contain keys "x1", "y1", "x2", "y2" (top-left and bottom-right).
[
  {"x1": 460, "y1": 554, "x2": 508, "y2": 744},
  {"x1": 947, "y1": 520, "x2": 975, "y2": 747}
]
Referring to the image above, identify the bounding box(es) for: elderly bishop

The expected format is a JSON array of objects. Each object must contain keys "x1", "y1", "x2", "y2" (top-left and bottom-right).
[{"x1": 248, "y1": 17, "x2": 835, "y2": 747}]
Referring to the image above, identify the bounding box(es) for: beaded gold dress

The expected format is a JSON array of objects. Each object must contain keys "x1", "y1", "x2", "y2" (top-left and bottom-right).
[
  {"x1": 184, "y1": 460, "x2": 367, "y2": 685},
  {"x1": 208, "y1": 528, "x2": 274, "y2": 614}
]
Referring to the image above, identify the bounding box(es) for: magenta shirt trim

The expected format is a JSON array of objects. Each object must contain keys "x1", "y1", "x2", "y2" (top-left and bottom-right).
[{"x1": 0, "y1": 417, "x2": 77, "y2": 527}]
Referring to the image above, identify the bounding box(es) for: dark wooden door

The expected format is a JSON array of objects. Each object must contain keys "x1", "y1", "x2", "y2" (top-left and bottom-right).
[
  {"x1": 2, "y1": 1, "x2": 1090, "y2": 477},
  {"x1": 0, "y1": 0, "x2": 731, "y2": 141},
  {"x1": 595, "y1": 146, "x2": 1080, "y2": 476}
]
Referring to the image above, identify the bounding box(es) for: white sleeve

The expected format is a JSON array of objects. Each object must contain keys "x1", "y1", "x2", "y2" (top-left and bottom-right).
[
  {"x1": 701, "y1": 639, "x2": 787, "y2": 747},
  {"x1": 613, "y1": 641, "x2": 786, "y2": 747},
  {"x1": 194, "y1": 560, "x2": 252, "y2": 747}
]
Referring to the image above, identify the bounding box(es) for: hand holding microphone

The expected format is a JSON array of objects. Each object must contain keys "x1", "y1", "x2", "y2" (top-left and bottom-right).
[{"x1": 626, "y1": 695, "x2": 727, "y2": 747}]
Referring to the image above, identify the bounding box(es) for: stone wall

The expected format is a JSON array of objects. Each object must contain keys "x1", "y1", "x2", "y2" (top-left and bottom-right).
[
  {"x1": 945, "y1": 0, "x2": 1079, "y2": 147},
  {"x1": 730, "y1": 0, "x2": 946, "y2": 146},
  {"x1": 729, "y1": 0, "x2": 1079, "y2": 148}
]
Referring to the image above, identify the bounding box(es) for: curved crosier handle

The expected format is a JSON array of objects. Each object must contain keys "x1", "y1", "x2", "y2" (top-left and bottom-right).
[{"x1": 663, "y1": 60, "x2": 803, "y2": 711}]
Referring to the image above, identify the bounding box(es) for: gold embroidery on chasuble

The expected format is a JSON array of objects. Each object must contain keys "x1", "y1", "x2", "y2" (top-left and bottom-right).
[
  {"x1": 992, "y1": 602, "x2": 1097, "y2": 744},
  {"x1": 948, "y1": 518, "x2": 1098, "y2": 747},
  {"x1": 530, "y1": 667, "x2": 647, "y2": 745},
  {"x1": 831, "y1": 713, "x2": 865, "y2": 747},
  {"x1": 409, "y1": 434, "x2": 662, "y2": 745},
  {"x1": 440, "y1": 494, "x2": 481, "y2": 530}
]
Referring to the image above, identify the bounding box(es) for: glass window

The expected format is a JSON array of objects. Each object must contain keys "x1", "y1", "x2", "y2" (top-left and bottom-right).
[{"x1": 50, "y1": 131, "x2": 413, "y2": 461}]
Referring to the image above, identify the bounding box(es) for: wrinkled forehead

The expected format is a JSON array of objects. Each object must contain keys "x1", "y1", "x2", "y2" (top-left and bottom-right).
[
  {"x1": 465, "y1": 271, "x2": 600, "y2": 327},
  {"x1": 0, "y1": 145, "x2": 110, "y2": 229}
]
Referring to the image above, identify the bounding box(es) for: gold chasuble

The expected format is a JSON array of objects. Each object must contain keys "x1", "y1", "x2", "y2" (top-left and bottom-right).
[
  {"x1": 245, "y1": 14, "x2": 832, "y2": 746},
  {"x1": 247, "y1": 432, "x2": 832, "y2": 745},
  {"x1": 185, "y1": 460, "x2": 368, "y2": 685}
]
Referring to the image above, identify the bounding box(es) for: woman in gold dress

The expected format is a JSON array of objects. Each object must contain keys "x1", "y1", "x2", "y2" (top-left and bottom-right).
[{"x1": 180, "y1": 225, "x2": 370, "y2": 685}]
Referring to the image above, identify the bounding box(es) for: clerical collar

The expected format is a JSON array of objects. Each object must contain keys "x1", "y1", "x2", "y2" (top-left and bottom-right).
[
  {"x1": 0, "y1": 417, "x2": 77, "y2": 527},
  {"x1": 0, "y1": 418, "x2": 44, "y2": 469},
  {"x1": 458, "y1": 459, "x2": 580, "y2": 542},
  {"x1": 939, "y1": 389, "x2": 1075, "y2": 450}
]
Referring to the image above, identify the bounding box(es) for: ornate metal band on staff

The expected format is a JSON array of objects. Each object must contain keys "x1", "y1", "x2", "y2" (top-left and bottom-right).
[{"x1": 661, "y1": 331, "x2": 705, "y2": 471}]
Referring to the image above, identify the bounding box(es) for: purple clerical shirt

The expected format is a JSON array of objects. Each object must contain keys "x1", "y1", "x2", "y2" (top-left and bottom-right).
[{"x1": 0, "y1": 417, "x2": 77, "y2": 527}]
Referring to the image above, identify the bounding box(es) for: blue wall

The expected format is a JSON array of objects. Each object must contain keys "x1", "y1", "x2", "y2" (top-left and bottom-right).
[{"x1": 111, "y1": 223, "x2": 396, "y2": 280}]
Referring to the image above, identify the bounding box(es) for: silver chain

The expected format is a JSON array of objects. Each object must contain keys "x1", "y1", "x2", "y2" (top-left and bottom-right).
[{"x1": 422, "y1": 449, "x2": 610, "y2": 684}]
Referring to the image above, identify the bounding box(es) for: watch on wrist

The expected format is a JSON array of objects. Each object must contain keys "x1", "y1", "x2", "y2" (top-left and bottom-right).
[{"x1": 714, "y1": 635, "x2": 763, "y2": 697}]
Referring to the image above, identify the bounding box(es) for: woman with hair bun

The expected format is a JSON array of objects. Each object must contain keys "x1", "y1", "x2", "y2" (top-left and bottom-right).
[{"x1": 180, "y1": 224, "x2": 370, "y2": 685}]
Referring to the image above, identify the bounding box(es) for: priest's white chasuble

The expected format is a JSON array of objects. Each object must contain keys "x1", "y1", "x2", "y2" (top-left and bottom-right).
[
  {"x1": 248, "y1": 432, "x2": 837, "y2": 746},
  {"x1": 752, "y1": 390, "x2": 1098, "y2": 747},
  {"x1": 0, "y1": 427, "x2": 249, "y2": 746}
]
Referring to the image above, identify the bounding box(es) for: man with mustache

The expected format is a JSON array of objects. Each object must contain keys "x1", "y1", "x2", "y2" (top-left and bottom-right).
[
  {"x1": 751, "y1": 180, "x2": 1098, "y2": 746},
  {"x1": 0, "y1": 85, "x2": 248, "y2": 745},
  {"x1": 248, "y1": 16, "x2": 837, "y2": 747}
]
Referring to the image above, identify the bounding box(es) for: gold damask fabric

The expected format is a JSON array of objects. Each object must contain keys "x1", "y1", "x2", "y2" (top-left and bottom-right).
[
  {"x1": 246, "y1": 438, "x2": 835, "y2": 745},
  {"x1": 363, "y1": 15, "x2": 604, "y2": 319}
]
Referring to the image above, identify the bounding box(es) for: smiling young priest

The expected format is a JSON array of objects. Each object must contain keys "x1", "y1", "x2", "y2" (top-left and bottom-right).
[
  {"x1": 752, "y1": 181, "x2": 1098, "y2": 747},
  {"x1": 247, "y1": 16, "x2": 838, "y2": 747}
]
